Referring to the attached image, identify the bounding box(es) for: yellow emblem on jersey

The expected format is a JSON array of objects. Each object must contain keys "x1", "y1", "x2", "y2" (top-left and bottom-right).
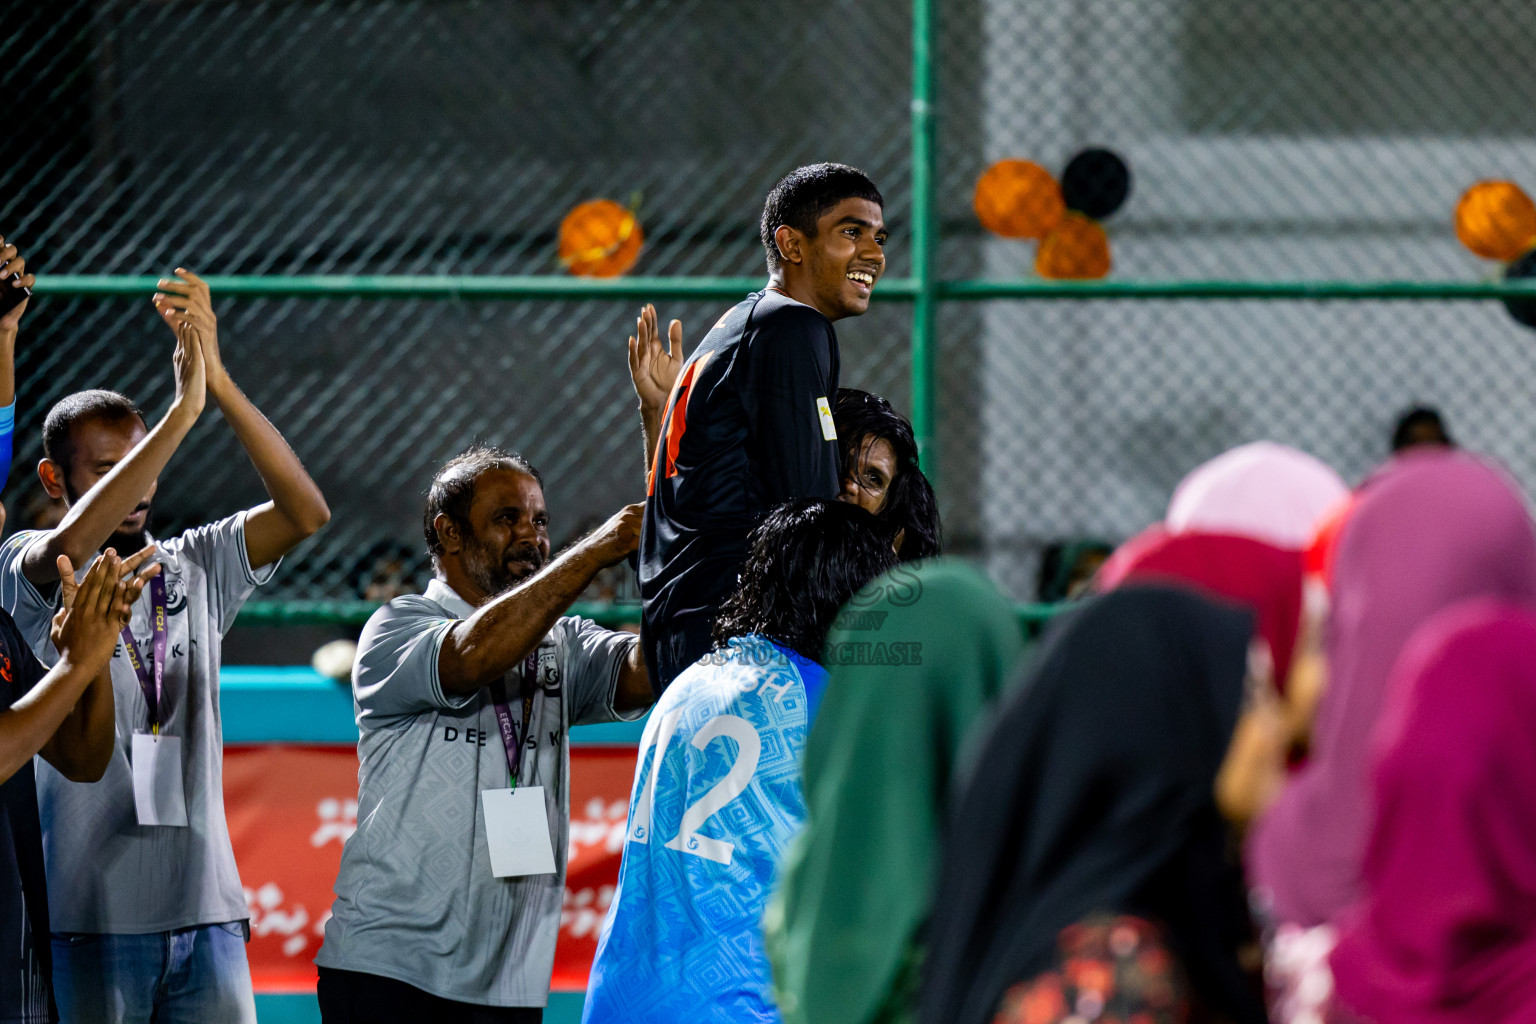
[{"x1": 816, "y1": 397, "x2": 837, "y2": 441}]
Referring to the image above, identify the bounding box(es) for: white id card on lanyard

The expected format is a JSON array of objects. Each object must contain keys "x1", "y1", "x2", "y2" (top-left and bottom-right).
[
  {"x1": 481, "y1": 787, "x2": 555, "y2": 877},
  {"x1": 480, "y1": 656, "x2": 556, "y2": 877},
  {"x1": 131, "y1": 733, "x2": 188, "y2": 826},
  {"x1": 124, "y1": 575, "x2": 186, "y2": 826}
]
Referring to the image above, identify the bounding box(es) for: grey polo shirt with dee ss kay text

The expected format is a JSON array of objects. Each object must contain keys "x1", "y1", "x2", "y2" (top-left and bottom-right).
[{"x1": 315, "y1": 578, "x2": 642, "y2": 1007}]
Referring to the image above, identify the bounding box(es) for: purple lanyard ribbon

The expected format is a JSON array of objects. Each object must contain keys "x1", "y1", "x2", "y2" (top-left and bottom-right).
[
  {"x1": 120, "y1": 574, "x2": 169, "y2": 732},
  {"x1": 490, "y1": 651, "x2": 538, "y2": 787}
]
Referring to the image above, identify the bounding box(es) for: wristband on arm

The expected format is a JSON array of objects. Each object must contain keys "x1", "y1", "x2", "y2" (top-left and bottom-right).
[{"x1": 0, "y1": 401, "x2": 15, "y2": 492}]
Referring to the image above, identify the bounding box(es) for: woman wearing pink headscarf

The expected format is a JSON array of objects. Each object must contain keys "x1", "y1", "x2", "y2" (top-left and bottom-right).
[
  {"x1": 1098, "y1": 442, "x2": 1348, "y2": 701},
  {"x1": 1329, "y1": 600, "x2": 1536, "y2": 1023},
  {"x1": 1246, "y1": 449, "x2": 1536, "y2": 1020},
  {"x1": 1164, "y1": 440, "x2": 1349, "y2": 550}
]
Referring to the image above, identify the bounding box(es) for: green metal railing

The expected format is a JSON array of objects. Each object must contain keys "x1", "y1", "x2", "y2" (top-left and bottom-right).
[
  {"x1": 231, "y1": 598, "x2": 1068, "y2": 633},
  {"x1": 31, "y1": 275, "x2": 891, "y2": 301},
  {"x1": 232, "y1": 599, "x2": 636, "y2": 629},
  {"x1": 40, "y1": 274, "x2": 1536, "y2": 302},
  {"x1": 909, "y1": 0, "x2": 940, "y2": 475}
]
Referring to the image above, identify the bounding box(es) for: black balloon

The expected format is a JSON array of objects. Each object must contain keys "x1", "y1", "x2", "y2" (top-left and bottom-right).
[
  {"x1": 1061, "y1": 148, "x2": 1131, "y2": 220},
  {"x1": 1504, "y1": 248, "x2": 1536, "y2": 329}
]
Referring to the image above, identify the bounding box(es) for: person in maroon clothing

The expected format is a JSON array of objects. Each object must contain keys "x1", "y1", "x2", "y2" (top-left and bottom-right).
[{"x1": 634, "y1": 163, "x2": 887, "y2": 693}]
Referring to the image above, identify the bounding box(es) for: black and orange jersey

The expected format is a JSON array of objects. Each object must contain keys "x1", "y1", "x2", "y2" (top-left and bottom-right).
[{"x1": 639, "y1": 289, "x2": 842, "y2": 689}]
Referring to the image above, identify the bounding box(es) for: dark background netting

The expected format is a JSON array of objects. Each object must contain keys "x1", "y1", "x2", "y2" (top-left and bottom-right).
[{"x1": 5, "y1": 0, "x2": 1533, "y2": 604}]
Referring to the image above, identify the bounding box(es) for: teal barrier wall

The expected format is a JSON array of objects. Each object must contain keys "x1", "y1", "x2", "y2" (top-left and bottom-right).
[
  {"x1": 221, "y1": 665, "x2": 648, "y2": 745},
  {"x1": 254, "y1": 991, "x2": 589, "y2": 1024}
]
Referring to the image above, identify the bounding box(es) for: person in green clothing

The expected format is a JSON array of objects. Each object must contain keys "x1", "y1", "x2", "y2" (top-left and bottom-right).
[{"x1": 765, "y1": 559, "x2": 1027, "y2": 1024}]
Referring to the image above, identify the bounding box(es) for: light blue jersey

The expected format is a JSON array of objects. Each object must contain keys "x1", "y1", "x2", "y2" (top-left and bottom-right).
[{"x1": 582, "y1": 636, "x2": 827, "y2": 1024}]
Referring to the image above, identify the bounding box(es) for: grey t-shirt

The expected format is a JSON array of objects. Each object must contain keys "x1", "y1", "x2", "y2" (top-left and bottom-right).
[
  {"x1": 315, "y1": 579, "x2": 641, "y2": 1007},
  {"x1": 0, "y1": 513, "x2": 275, "y2": 933}
]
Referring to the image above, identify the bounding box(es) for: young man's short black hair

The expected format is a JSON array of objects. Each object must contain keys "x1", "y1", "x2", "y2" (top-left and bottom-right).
[
  {"x1": 42, "y1": 389, "x2": 146, "y2": 475},
  {"x1": 760, "y1": 163, "x2": 885, "y2": 272},
  {"x1": 834, "y1": 388, "x2": 942, "y2": 561},
  {"x1": 423, "y1": 445, "x2": 544, "y2": 571},
  {"x1": 712, "y1": 499, "x2": 897, "y2": 663},
  {"x1": 1391, "y1": 405, "x2": 1455, "y2": 452}
]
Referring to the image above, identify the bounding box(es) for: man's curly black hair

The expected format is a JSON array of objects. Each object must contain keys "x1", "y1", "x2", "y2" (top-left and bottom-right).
[
  {"x1": 712, "y1": 499, "x2": 898, "y2": 663},
  {"x1": 834, "y1": 388, "x2": 942, "y2": 561}
]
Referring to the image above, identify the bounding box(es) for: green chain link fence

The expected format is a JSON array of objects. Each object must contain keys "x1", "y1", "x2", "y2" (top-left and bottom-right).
[
  {"x1": 931, "y1": 0, "x2": 1536, "y2": 595},
  {"x1": 7, "y1": 0, "x2": 1536, "y2": 617}
]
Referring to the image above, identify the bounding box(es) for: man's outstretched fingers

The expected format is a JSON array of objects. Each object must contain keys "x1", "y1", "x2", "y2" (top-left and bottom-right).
[
  {"x1": 124, "y1": 560, "x2": 162, "y2": 604},
  {"x1": 66, "y1": 553, "x2": 103, "y2": 616},
  {"x1": 55, "y1": 555, "x2": 78, "y2": 610},
  {"x1": 120, "y1": 544, "x2": 158, "y2": 575},
  {"x1": 89, "y1": 552, "x2": 120, "y2": 617}
]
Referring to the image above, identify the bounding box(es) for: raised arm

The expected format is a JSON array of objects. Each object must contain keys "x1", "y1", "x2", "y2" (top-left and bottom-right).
[
  {"x1": 21, "y1": 325, "x2": 206, "y2": 586},
  {"x1": 628, "y1": 303, "x2": 684, "y2": 475},
  {"x1": 438, "y1": 503, "x2": 642, "y2": 696},
  {"x1": 0, "y1": 236, "x2": 35, "y2": 409},
  {"x1": 0, "y1": 236, "x2": 36, "y2": 491},
  {"x1": 746, "y1": 311, "x2": 841, "y2": 505},
  {"x1": 613, "y1": 643, "x2": 652, "y2": 712},
  {"x1": 154, "y1": 269, "x2": 330, "y2": 570}
]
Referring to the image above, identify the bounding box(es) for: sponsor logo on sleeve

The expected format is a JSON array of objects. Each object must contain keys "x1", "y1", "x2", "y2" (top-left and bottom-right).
[{"x1": 816, "y1": 397, "x2": 837, "y2": 441}]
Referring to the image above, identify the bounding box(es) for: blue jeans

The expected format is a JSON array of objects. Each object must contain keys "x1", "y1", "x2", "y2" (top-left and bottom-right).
[{"x1": 51, "y1": 922, "x2": 258, "y2": 1024}]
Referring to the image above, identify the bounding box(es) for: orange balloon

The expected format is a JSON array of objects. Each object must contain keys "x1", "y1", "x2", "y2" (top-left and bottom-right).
[
  {"x1": 1454, "y1": 181, "x2": 1536, "y2": 261},
  {"x1": 559, "y1": 199, "x2": 644, "y2": 277},
  {"x1": 1036, "y1": 213, "x2": 1112, "y2": 280},
  {"x1": 974, "y1": 159, "x2": 1065, "y2": 239}
]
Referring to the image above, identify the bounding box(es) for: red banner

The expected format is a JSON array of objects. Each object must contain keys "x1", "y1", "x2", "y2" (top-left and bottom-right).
[
  {"x1": 223, "y1": 744, "x2": 638, "y2": 993},
  {"x1": 553, "y1": 747, "x2": 637, "y2": 989}
]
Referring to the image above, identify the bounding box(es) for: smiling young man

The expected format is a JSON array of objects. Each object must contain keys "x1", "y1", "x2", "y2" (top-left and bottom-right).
[{"x1": 636, "y1": 162, "x2": 887, "y2": 692}]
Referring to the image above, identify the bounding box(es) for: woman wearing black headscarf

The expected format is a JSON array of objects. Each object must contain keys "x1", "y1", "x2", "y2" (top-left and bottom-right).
[{"x1": 921, "y1": 586, "x2": 1271, "y2": 1024}]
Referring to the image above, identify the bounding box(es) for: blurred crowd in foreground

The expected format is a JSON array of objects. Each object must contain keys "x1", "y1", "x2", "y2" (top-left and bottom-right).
[{"x1": 766, "y1": 404, "x2": 1536, "y2": 1024}]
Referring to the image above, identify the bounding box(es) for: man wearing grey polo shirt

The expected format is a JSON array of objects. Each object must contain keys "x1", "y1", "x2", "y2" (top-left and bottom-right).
[
  {"x1": 0, "y1": 270, "x2": 331, "y2": 1023},
  {"x1": 316, "y1": 445, "x2": 654, "y2": 1023}
]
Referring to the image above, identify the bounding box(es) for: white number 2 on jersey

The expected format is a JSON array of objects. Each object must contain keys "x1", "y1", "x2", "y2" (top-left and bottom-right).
[
  {"x1": 629, "y1": 708, "x2": 684, "y2": 844},
  {"x1": 628, "y1": 711, "x2": 762, "y2": 866}
]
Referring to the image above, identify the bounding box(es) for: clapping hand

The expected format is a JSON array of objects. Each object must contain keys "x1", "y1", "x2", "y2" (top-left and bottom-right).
[
  {"x1": 51, "y1": 546, "x2": 163, "y2": 668},
  {"x1": 0, "y1": 237, "x2": 34, "y2": 331},
  {"x1": 154, "y1": 269, "x2": 228, "y2": 402}
]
